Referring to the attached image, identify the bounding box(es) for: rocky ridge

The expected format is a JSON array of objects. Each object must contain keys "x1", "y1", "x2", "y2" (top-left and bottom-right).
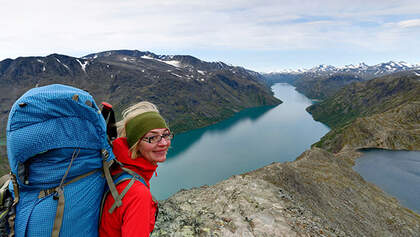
[{"x1": 153, "y1": 148, "x2": 420, "y2": 236}]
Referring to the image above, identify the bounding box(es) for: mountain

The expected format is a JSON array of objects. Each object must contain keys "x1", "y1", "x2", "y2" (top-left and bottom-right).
[
  {"x1": 259, "y1": 72, "x2": 302, "y2": 86},
  {"x1": 306, "y1": 72, "x2": 420, "y2": 153},
  {"x1": 293, "y1": 73, "x2": 365, "y2": 99},
  {"x1": 262, "y1": 61, "x2": 420, "y2": 100},
  {"x1": 0, "y1": 50, "x2": 281, "y2": 172}
]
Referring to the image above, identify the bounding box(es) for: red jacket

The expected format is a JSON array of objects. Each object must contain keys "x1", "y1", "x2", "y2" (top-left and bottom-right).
[{"x1": 99, "y1": 137, "x2": 158, "y2": 237}]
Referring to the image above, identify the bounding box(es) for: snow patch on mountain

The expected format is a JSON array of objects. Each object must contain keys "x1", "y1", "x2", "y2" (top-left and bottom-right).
[
  {"x1": 55, "y1": 58, "x2": 70, "y2": 71},
  {"x1": 141, "y1": 55, "x2": 182, "y2": 68},
  {"x1": 76, "y1": 59, "x2": 89, "y2": 72}
]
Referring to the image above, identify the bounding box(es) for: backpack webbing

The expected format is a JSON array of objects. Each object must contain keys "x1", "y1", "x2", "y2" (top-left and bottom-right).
[{"x1": 99, "y1": 168, "x2": 148, "y2": 219}]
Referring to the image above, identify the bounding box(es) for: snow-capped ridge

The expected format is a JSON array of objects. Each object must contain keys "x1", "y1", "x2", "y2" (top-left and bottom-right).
[{"x1": 272, "y1": 61, "x2": 418, "y2": 76}]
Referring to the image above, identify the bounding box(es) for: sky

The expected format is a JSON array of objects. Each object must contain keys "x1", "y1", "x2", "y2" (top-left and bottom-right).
[{"x1": 1, "y1": 0, "x2": 420, "y2": 72}]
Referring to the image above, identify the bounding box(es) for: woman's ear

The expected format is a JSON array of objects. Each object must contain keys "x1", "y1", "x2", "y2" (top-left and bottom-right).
[{"x1": 133, "y1": 142, "x2": 143, "y2": 159}]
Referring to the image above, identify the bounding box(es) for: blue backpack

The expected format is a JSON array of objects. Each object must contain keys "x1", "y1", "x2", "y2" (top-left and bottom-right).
[{"x1": 5, "y1": 84, "x2": 126, "y2": 237}]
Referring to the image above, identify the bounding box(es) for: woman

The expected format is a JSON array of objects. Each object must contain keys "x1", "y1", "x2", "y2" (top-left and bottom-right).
[{"x1": 99, "y1": 101, "x2": 172, "y2": 237}]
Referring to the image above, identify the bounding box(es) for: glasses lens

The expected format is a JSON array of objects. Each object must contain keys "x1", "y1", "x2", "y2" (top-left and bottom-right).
[
  {"x1": 146, "y1": 133, "x2": 173, "y2": 144},
  {"x1": 162, "y1": 133, "x2": 173, "y2": 141},
  {"x1": 150, "y1": 135, "x2": 160, "y2": 143}
]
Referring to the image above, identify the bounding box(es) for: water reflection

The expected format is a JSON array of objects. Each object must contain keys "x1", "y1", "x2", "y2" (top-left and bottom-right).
[{"x1": 354, "y1": 149, "x2": 420, "y2": 214}]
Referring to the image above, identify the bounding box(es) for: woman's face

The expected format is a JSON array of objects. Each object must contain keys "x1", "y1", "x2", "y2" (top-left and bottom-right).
[{"x1": 138, "y1": 128, "x2": 171, "y2": 164}]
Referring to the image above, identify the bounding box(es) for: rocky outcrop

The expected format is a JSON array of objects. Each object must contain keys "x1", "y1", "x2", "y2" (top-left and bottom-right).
[{"x1": 153, "y1": 148, "x2": 420, "y2": 236}]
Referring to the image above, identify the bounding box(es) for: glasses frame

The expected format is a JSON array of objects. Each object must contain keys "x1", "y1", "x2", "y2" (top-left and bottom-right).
[{"x1": 142, "y1": 132, "x2": 174, "y2": 144}]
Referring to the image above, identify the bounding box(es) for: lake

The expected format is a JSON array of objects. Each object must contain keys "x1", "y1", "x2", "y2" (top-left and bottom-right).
[
  {"x1": 150, "y1": 83, "x2": 330, "y2": 199},
  {"x1": 353, "y1": 149, "x2": 420, "y2": 214}
]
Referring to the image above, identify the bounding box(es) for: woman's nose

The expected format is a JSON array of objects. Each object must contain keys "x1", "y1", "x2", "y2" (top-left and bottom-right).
[{"x1": 158, "y1": 137, "x2": 169, "y2": 146}]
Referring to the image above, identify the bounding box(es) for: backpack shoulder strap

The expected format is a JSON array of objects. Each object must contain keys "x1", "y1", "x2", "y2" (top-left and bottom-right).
[{"x1": 100, "y1": 169, "x2": 149, "y2": 218}]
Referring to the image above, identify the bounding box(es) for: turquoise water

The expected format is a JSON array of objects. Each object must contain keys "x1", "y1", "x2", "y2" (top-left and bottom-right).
[
  {"x1": 353, "y1": 150, "x2": 420, "y2": 214},
  {"x1": 150, "y1": 83, "x2": 330, "y2": 200}
]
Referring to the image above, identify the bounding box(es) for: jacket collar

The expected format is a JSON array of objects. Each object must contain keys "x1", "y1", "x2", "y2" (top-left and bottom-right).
[{"x1": 112, "y1": 137, "x2": 157, "y2": 184}]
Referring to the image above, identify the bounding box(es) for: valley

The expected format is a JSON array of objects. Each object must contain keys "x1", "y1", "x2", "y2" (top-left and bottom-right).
[{"x1": 1, "y1": 51, "x2": 420, "y2": 236}]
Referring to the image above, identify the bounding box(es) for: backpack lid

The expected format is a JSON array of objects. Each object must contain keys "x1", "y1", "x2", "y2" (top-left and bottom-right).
[{"x1": 6, "y1": 84, "x2": 114, "y2": 174}]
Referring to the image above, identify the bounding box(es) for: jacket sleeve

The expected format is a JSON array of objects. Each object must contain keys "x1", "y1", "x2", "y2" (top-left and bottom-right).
[{"x1": 120, "y1": 181, "x2": 154, "y2": 237}]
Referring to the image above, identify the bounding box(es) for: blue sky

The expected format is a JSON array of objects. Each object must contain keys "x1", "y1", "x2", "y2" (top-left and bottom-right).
[{"x1": 1, "y1": 0, "x2": 420, "y2": 72}]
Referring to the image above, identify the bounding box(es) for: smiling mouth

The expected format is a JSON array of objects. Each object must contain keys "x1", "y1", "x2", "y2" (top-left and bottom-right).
[{"x1": 154, "y1": 150, "x2": 167, "y2": 155}]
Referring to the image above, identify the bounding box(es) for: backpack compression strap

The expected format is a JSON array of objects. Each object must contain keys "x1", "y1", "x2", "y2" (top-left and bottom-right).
[{"x1": 37, "y1": 149, "x2": 101, "y2": 237}]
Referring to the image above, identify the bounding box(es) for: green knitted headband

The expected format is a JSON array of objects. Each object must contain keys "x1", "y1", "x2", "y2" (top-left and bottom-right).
[{"x1": 125, "y1": 111, "x2": 168, "y2": 148}]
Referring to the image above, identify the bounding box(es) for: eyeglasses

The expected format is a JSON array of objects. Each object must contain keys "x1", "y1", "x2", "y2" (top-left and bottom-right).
[{"x1": 142, "y1": 132, "x2": 174, "y2": 144}]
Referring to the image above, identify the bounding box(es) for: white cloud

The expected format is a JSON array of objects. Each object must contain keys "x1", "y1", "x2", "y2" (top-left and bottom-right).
[
  {"x1": 0, "y1": 0, "x2": 420, "y2": 70},
  {"x1": 398, "y1": 19, "x2": 420, "y2": 28}
]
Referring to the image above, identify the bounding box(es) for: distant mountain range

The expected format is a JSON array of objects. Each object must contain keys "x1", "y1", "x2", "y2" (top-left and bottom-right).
[
  {"x1": 265, "y1": 61, "x2": 420, "y2": 78},
  {"x1": 262, "y1": 61, "x2": 420, "y2": 100}
]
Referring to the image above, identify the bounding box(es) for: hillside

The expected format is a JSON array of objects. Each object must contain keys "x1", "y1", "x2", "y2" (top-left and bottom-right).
[
  {"x1": 293, "y1": 73, "x2": 364, "y2": 99},
  {"x1": 152, "y1": 148, "x2": 420, "y2": 236},
  {"x1": 314, "y1": 101, "x2": 420, "y2": 153},
  {"x1": 306, "y1": 72, "x2": 420, "y2": 129},
  {"x1": 306, "y1": 72, "x2": 420, "y2": 153}
]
